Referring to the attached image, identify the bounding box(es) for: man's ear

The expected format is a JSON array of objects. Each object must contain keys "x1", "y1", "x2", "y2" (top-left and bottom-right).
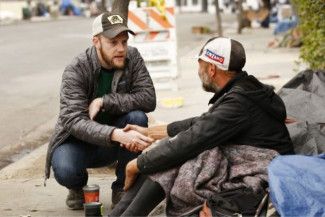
[
  {"x1": 208, "y1": 63, "x2": 217, "y2": 78},
  {"x1": 92, "y1": 36, "x2": 100, "y2": 49}
]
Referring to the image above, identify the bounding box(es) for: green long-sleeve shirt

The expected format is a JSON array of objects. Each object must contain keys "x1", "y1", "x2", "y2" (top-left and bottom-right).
[{"x1": 95, "y1": 67, "x2": 114, "y2": 124}]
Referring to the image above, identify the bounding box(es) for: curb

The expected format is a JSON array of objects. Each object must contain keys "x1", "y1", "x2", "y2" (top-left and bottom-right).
[{"x1": 0, "y1": 143, "x2": 47, "y2": 180}]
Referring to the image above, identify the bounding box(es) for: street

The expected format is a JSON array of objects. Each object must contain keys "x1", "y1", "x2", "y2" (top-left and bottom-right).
[
  {"x1": 0, "y1": 17, "x2": 93, "y2": 167},
  {"x1": 0, "y1": 12, "x2": 299, "y2": 169}
]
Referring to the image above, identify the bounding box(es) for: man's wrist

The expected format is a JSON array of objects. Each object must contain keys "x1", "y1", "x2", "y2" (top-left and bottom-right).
[
  {"x1": 129, "y1": 159, "x2": 139, "y2": 173},
  {"x1": 111, "y1": 128, "x2": 122, "y2": 142},
  {"x1": 148, "y1": 125, "x2": 168, "y2": 140},
  {"x1": 98, "y1": 97, "x2": 104, "y2": 108},
  {"x1": 134, "y1": 159, "x2": 139, "y2": 173}
]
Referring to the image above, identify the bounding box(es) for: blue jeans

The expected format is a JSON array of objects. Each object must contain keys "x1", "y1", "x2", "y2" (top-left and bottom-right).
[{"x1": 51, "y1": 110, "x2": 148, "y2": 191}]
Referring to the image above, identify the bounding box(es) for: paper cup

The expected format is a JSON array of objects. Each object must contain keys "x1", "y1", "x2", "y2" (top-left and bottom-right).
[{"x1": 83, "y1": 184, "x2": 100, "y2": 203}]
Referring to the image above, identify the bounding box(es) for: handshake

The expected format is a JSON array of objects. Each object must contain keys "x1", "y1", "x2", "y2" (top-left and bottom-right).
[
  {"x1": 88, "y1": 97, "x2": 167, "y2": 152},
  {"x1": 111, "y1": 124, "x2": 167, "y2": 153}
]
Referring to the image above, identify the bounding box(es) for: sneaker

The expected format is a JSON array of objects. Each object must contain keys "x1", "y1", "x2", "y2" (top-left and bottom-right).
[
  {"x1": 111, "y1": 189, "x2": 125, "y2": 209},
  {"x1": 66, "y1": 188, "x2": 84, "y2": 210}
]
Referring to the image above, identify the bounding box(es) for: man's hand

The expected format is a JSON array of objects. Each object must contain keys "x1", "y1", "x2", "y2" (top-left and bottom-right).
[
  {"x1": 89, "y1": 97, "x2": 103, "y2": 120},
  {"x1": 111, "y1": 129, "x2": 154, "y2": 152},
  {"x1": 199, "y1": 201, "x2": 212, "y2": 217},
  {"x1": 124, "y1": 124, "x2": 168, "y2": 140},
  {"x1": 124, "y1": 159, "x2": 139, "y2": 191},
  {"x1": 123, "y1": 124, "x2": 148, "y2": 136},
  {"x1": 285, "y1": 117, "x2": 297, "y2": 124}
]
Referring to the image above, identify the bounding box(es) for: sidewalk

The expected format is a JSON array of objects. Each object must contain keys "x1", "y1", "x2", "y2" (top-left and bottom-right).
[
  {"x1": 0, "y1": 144, "x2": 116, "y2": 216},
  {"x1": 0, "y1": 12, "x2": 301, "y2": 217}
]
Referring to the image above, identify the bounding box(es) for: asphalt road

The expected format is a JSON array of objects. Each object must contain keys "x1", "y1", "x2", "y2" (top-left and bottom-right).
[{"x1": 0, "y1": 18, "x2": 93, "y2": 148}]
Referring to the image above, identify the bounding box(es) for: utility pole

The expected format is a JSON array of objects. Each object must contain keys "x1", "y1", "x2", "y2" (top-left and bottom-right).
[{"x1": 214, "y1": 0, "x2": 223, "y2": 36}]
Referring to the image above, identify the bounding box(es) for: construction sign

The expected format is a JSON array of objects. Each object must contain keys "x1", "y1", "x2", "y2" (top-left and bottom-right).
[{"x1": 128, "y1": 0, "x2": 178, "y2": 90}]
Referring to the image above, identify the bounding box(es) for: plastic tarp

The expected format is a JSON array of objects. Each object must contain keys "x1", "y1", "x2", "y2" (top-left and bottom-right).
[
  {"x1": 278, "y1": 70, "x2": 325, "y2": 155},
  {"x1": 268, "y1": 70, "x2": 325, "y2": 217},
  {"x1": 268, "y1": 155, "x2": 325, "y2": 217}
]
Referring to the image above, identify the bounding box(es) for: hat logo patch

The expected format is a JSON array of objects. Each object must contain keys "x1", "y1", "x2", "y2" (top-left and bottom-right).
[
  {"x1": 107, "y1": 15, "x2": 123, "y2": 24},
  {"x1": 205, "y1": 49, "x2": 224, "y2": 64}
]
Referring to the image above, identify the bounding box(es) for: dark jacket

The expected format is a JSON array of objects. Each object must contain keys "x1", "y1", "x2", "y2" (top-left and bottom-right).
[
  {"x1": 138, "y1": 72, "x2": 293, "y2": 174},
  {"x1": 45, "y1": 46, "x2": 156, "y2": 180}
]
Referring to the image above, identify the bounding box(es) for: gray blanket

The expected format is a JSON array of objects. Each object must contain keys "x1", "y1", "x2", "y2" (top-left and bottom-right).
[
  {"x1": 149, "y1": 145, "x2": 278, "y2": 216},
  {"x1": 277, "y1": 70, "x2": 325, "y2": 155}
]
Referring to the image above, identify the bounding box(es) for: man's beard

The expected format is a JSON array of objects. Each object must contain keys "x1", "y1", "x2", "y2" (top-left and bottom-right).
[
  {"x1": 199, "y1": 71, "x2": 221, "y2": 93},
  {"x1": 99, "y1": 47, "x2": 125, "y2": 69}
]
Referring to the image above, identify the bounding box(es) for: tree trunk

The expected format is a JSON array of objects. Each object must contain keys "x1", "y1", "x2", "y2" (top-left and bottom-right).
[
  {"x1": 202, "y1": 0, "x2": 208, "y2": 12},
  {"x1": 237, "y1": 0, "x2": 243, "y2": 34},
  {"x1": 101, "y1": 0, "x2": 107, "y2": 12},
  {"x1": 112, "y1": 0, "x2": 130, "y2": 21},
  {"x1": 215, "y1": 0, "x2": 223, "y2": 36}
]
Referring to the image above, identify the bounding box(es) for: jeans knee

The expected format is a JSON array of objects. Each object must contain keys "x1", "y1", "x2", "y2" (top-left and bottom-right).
[
  {"x1": 52, "y1": 164, "x2": 87, "y2": 189},
  {"x1": 125, "y1": 111, "x2": 148, "y2": 127}
]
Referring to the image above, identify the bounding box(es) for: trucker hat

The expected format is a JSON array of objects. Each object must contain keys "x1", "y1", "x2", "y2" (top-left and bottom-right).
[
  {"x1": 198, "y1": 37, "x2": 246, "y2": 71},
  {"x1": 92, "y1": 11, "x2": 135, "y2": 38}
]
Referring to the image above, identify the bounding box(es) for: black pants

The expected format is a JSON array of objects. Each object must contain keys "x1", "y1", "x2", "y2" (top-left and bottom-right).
[
  {"x1": 109, "y1": 175, "x2": 264, "y2": 217},
  {"x1": 109, "y1": 175, "x2": 165, "y2": 217}
]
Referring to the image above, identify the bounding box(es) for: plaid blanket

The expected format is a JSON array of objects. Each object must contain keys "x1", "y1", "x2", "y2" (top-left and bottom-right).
[{"x1": 149, "y1": 145, "x2": 278, "y2": 216}]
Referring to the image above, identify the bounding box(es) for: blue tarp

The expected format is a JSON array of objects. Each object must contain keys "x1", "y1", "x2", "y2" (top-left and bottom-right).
[{"x1": 268, "y1": 155, "x2": 325, "y2": 217}]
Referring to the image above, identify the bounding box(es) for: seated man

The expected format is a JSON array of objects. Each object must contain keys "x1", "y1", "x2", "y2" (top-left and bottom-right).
[
  {"x1": 110, "y1": 37, "x2": 294, "y2": 216},
  {"x1": 44, "y1": 11, "x2": 156, "y2": 210}
]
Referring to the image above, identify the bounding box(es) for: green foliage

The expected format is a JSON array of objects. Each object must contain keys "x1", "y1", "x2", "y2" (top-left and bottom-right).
[{"x1": 291, "y1": 0, "x2": 325, "y2": 70}]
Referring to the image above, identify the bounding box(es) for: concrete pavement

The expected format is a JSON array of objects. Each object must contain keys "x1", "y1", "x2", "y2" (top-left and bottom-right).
[{"x1": 0, "y1": 12, "x2": 302, "y2": 217}]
